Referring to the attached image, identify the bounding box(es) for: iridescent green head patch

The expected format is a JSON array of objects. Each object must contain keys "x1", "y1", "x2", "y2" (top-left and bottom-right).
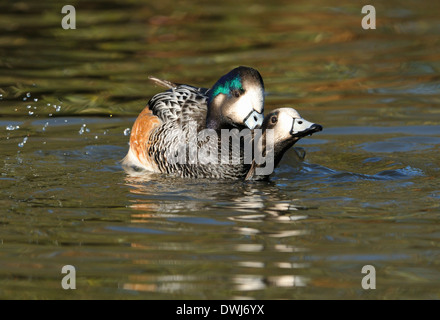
[{"x1": 210, "y1": 75, "x2": 243, "y2": 101}]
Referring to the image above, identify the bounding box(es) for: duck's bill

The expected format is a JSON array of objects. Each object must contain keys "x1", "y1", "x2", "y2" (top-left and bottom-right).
[
  {"x1": 244, "y1": 110, "x2": 264, "y2": 130},
  {"x1": 290, "y1": 118, "x2": 323, "y2": 138}
]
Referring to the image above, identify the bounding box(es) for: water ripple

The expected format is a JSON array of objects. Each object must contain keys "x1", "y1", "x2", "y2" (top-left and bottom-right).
[{"x1": 302, "y1": 163, "x2": 424, "y2": 183}]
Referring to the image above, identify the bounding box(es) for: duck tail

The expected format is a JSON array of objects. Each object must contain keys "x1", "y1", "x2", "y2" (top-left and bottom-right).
[{"x1": 148, "y1": 76, "x2": 179, "y2": 89}]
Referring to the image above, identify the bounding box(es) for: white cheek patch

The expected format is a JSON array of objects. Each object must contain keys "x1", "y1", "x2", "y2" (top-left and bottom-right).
[
  {"x1": 291, "y1": 118, "x2": 316, "y2": 134},
  {"x1": 245, "y1": 86, "x2": 264, "y2": 114},
  {"x1": 228, "y1": 87, "x2": 264, "y2": 126},
  {"x1": 270, "y1": 112, "x2": 294, "y2": 141}
]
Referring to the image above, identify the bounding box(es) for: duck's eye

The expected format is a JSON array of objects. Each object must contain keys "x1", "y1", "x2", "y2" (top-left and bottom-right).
[
  {"x1": 271, "y1": 116, "x2": 278, "y2": 124},
  {"x1": 298, "y1": 120, "x2": 303, "y2": 124},
  {"x1": 232, "y1": 88, "x2": 244, "y2": 98}
]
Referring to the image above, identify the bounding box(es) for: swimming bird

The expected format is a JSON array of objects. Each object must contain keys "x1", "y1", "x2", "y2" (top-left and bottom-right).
[
  {"x1": 123, "y1": 66, "x2": 265, "y2": 174},
  {"x1": 245, "y1": 108, "x2": 322, "y2": 180},
  {"x1": 123, "y1": 101, "x2": 322, "y2": 179}
]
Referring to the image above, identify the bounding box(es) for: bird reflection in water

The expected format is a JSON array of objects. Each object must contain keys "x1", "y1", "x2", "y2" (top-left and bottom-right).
[{"x1": 121, "y1": 151, "x2": 312, "y2": 295}]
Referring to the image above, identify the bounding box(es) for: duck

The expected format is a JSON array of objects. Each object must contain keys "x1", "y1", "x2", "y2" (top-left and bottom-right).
[
  {"x1": 123, "y1": 66, "x2": 265, "y2": 173},
  {"x1": 123, "y1": 104, "x2": 322, "y2": 179},
  {"x1": 245, "y1": 108, "x2": 322, "y2": 180}
]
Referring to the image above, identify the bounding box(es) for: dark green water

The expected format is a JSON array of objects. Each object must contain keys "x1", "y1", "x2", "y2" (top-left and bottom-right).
[{"x1": 1, "y1": 0, "x2": 439, "y2": 299}]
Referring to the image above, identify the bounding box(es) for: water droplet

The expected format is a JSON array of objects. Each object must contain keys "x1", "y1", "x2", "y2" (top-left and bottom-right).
[
  {"x1": 6, "y1": 125, "x2": 20, "y2": 131},
  {"x1": 28, "y1": 111, "x2": 34, "y2": 115},
  {"x1": 48, "y1": 113, "x2": 53, "y2": 117},
  {"x1": 94, "y1": 135, "x2": 98, "y2": 139},
  {"x1": 26, "y1": 92, "x2": 31, "y2": 97},
  {"x1": 23, "y1": 97, "x2": 27, "y2": 101},
  {"x1": 34, "y1": 98, "x2": 38, "y2": 102},
  {"x1": 26, "y1": 105, "x2": 31, "y2": 109},
  {"x1": 123, "y1": 128, "x2": 131, "y2": 136},
  {"x1": 79, "y1": 124, "x2": 88, "y2": 135},
  {"x1": 18, "y1": 136, "x2": 28, "y2": 147}
]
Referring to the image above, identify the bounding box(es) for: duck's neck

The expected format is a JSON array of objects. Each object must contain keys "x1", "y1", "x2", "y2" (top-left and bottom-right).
[
  {"x1": 249, "y1": 133, "x2": 296, "y2": 179},
  {"x1": 206, "y1": 112, "x2": 221, "y2": 131},
  {"x1": 272, "y1": 139, "x2": 296, "y2": 168},
  {"x1": 206, "y1": 92, "x2": 228, "y2": 132}
]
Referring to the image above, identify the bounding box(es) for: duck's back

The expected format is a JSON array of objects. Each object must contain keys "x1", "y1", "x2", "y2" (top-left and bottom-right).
[
  {"x1": 149, "y1": 85, "x2": 209, "y2": 129},
  {"x1": 123, "y1": 83, "x2": 251, "y2": 179},
  {"x1": 124, "y1": 84, "x2": 221, "y2": 177}
]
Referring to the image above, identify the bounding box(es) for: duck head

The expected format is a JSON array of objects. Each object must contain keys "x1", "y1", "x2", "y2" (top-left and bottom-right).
[
  {"x1": 207, "y1": 66, "x2": 265, "y2": 131},
  {"x1": 246, "y1": 108, "x2": 323, "y2": 180}
]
